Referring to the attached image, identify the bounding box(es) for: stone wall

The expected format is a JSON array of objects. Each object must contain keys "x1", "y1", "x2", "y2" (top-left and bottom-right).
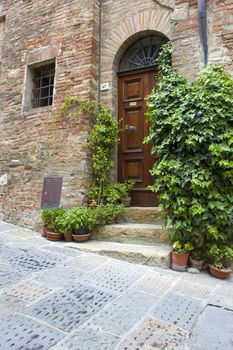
[{"x1": 0, "y1": 0, "x2": 99, "y2": 227}]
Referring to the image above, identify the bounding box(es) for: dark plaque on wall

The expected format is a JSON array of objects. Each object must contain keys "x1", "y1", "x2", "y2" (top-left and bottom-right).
[{"x1": 41, "y1": 177, "x2": 63, "y2": 209}]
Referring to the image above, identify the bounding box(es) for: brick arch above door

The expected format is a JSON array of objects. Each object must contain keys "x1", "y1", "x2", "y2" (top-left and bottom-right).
[{"x1": 100, "y1": 7, "x2": 172, "y2": 110}]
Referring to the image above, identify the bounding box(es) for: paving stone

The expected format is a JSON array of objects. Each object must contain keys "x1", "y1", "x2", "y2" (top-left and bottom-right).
[
  {"x1": 86, "y1": 290, "x2": 156, "y2": 336},
  {"x1": 34, "y1": 265, "x2": 84, "y2": 289},
  {"x1": 0, "y1": 223, "x2": 18, "y2": 232},
  {"x1": 151, "y1": 292, "x2": 206, "y2": 330},
  {"x1": 208, "y1": 282, "x2": 233, "y2": 310},
  {"x1": 118, "y1": 317, "x2": 187, "y2": 350},
  {"x1": 0, "y1": 293, "x2": 27, "y2": 318},
  {"x1": 40, "y1": 245, "x2": 82, "y2": 257},
  {"x1": 6, "y1": 238, "x2": 49, "y2": 250},
  {"x1": 9, "y1": 228, "x2": 40, "y2": 238},
  {"x1": 65, "y1": 253, "x2": 108, "y2": 271},
  {"x1": 188, "y1": 306, "x2": 233, "y2": 350},
  {"x1": 1, "y1": 247, "x2": 66, "y2": 272},
  {"x1": 133, "y1": 270, "x2": 178, "y2": 296},
  {"x1": 171, "y1": 279, "x2": 214, "y2": 300},
  {"x1": 79, "y1": 260, "x2": 147, "y2": 293},
  {"x1": 181, "y1": 271, "x2": 218, "y2": 287},
  {"x1": 0, "y1": 263, "x2": 24, "y2": 288},
  {"x1": 50, "y1": 328, "x2": 119, "y2": 350},
  {"x1": 24, "y1": 282, "x2": 116, "y2": 332},
  {"x1": 6, "y1": 279, "x2": 52, "y2": 303},
  {"x1": 154, "y1": 266, "x2": 182, "y2": 277},
  {"x1": 0, "y1": 314, "x2": 65, "y2": 350},
  {"x1": 0, "y1": 232, "x2": 23, "y2": 243}
]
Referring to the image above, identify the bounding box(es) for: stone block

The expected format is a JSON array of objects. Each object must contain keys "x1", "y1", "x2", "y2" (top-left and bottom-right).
[
  {"x1": 24, "y1": 282, "x2": 116, "y2": 332},
  {"x1": 151, "y1": 292, "x2": 206, "y2": 330},
  {"x1": 188, "y1": 306, "x2": 233, "y2": 349},
  {"x1": 0, "y1": 314, "x2": 64, "y2": 349},
  {"x1": 118, "y1": 317, "x2": 187, "y2": 350},
  {"x1": 85, "y1": 290, "x2": 156, "y2": 336},
  {"x1": 50, "y1": 328, "x2": 119, "y2": 350}
]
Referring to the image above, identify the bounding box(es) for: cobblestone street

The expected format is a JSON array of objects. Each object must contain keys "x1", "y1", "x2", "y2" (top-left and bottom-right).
[{"x1": 0, "y1": 221, "x2": 233, "y2": 350}]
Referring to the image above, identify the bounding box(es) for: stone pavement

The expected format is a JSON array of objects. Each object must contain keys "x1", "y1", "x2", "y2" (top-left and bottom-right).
[{"x1": 0, "y1": 221, "x2": 233, "y2": 350}]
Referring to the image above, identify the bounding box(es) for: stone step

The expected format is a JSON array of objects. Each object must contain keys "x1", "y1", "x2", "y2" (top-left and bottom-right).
[
  {"x1": 66, "y1": 240, "x2": 171, "y2": 269},
  {"x1": 119, "y1": 206, "x2": 163, "y2": 224},
  {"x1": 92, "y1": 223, "x2": 170, "y2": 245}
]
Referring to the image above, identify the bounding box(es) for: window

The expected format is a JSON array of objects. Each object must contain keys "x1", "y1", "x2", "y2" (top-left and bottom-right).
[
  {"x1": 22, "y1": 59, "x2": 56, "y2": 112},
  {"x1": 32, "y1": 64, "x2": 55, "y2": 108},
  {"x1": 119, "y1": 35, "x2": 168, "y2": 73}
]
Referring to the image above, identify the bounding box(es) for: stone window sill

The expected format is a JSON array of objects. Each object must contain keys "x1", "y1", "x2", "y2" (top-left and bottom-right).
[{"x1": 22, "y1": 105, "x2": 53, "y2": 117}]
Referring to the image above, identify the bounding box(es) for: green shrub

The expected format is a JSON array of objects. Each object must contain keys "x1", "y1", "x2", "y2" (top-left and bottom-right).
[
  {"x1": 146, "y1": 43, "x2": 233, "y2": 247},
  {"x1": 41, "y1": 208, "x2": 66, "y2": 233},
  {"x1": 208, "y1": 244, "x2": 233, "y2": 269},
  {"x1": 57, "y1": 97, "x2": 119, "y2": 205},
  {"x1": 68, "y1": 207, "x2": 98, "y2": 231},
  {"x1": 88, "y1": 181, "x2": 135, "y2": 205},
  {"x1": 99, "y1": 204, "x2": 124, "y2": 224}
]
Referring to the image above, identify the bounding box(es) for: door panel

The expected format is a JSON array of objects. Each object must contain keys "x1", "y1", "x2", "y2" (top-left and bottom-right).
[{"x1": 118, "y1": 70, "x2": 158, "y2": 207}]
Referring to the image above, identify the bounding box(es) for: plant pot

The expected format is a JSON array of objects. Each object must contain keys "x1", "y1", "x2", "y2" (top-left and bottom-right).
[
  {"x1": 72, "y1": 233, "x2": 91, "y2": 242},
  {"x1": 64, "y1": 231, "x2": 73, "y2": 242},
  {"x1": 121, "y1": 197, "x2": 131, "y2": 207},
  {"x1": 74, "y1": 228, "x2": 90, "y2": 235},
  {"x1": 46, "y1": 231, "x2": 63, "y2": 241},
  {"x1": 42, "y1": 227, "x2": 47, "y2": 238},
  {"x1": 190, "y1": 257, "x2": 204, "y2": 271},
  {"x1": 209, "y1": 264, "x2": 232, "y2": 279},
  {"x1": 171, "y1": 251, "x2": 189, "y2": 271}
]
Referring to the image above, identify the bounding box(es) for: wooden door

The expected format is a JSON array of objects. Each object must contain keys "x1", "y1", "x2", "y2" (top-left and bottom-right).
[{"x1": 118, "y1": 70, "x2": 158, "y2": 207}]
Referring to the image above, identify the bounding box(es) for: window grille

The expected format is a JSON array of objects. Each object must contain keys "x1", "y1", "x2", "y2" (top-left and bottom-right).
[{"x1": 32, "y1": 64, "x2": 55, "y2": 108}]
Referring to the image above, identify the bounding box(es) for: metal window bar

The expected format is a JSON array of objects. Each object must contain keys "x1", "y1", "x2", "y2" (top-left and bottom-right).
[{"x1": 32, "y1": 65, "x2": 55, "y2": 108}]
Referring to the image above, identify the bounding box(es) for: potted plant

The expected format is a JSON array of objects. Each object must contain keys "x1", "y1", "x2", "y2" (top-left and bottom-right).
[
  {"x1": 120, "y1": 180, "x2": 135, "y2": 207},
  {"x1": 190, "y1": 249, "x2": 205, "y2": 270},
  {"x1": 99, "y1": 204, "x2": 124, "y2": 224},
  {"x1": 208, "y1": 244, "x2": 233, "y2": 279},
  {"x1": 69, "y1": 207, "x2": 97, "y2": 242},
  {"x1": 55, "y1": 212, "x2": 73, "y2": 242},
  {"x1": 41, "y1": 208, "x2": 66, "y2": 241},
  {"x1": 171, "y1": 241, "x2": 194, "y2": 271}
]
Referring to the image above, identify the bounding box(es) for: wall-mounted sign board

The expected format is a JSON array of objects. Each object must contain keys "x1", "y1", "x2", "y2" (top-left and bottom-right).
[{"x1": 41, "y1": 177, "x2": 63, "y2": 209}]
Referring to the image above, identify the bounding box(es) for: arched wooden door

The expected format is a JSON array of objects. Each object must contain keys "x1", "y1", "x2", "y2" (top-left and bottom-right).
[{"x1": 118, "y1": 69, "x2": 159, "y2": 207}]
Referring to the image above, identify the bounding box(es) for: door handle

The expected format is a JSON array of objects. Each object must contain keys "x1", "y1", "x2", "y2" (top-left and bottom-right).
[{"x1": 128, "y1": 125, "x2": 137, "y2": 133}]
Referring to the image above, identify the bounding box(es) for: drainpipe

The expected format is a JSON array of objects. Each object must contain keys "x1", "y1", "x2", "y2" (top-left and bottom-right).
[
  {"x1": 198, "y1": 0, "x2": 208, "y2": 66},
  {"x1": 98, "y1": 0, "x2": 103, "y2": 103}
]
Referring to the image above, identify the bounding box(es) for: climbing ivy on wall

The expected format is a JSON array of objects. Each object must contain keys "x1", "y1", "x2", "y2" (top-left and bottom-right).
[
  {"x1": 58, "y1": 96, "x2": 119, "y2": 203},
  {"x1": 146, "y1": 43, "x2": 233, "y2": 247}
]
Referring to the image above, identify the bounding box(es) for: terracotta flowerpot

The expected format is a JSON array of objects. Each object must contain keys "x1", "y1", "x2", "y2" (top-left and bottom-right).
[
  {"x1": 209, "y1": 265, "x2": 232, "y2": 279},
  {"x1": 72, "y1": 227, "x2": 90, "y2": 242},
  {"x1": 190, "y1": 257, "x2": 204, "y2": 271},
  {"x1": 42, "y1": 227, "x2": 47, "y2": 238},
  {"x1": 121, "y1": 197, "x2": 131, "y2": 207},
  {"x1": 46, "y1": 231, "x2": 63, "y2": 241},
  {"x1": 171, "y1": 251, "x2": 189, "y2": 271},
  {"x1": 64, "y1": 231, "x2": 73, "y2": 242},
  {"x1": 72, "y1": 233, "x2": 91, "y2": 242},
  {"x1": 74, "y1": 228, "x2": 89, "y2": 235}
]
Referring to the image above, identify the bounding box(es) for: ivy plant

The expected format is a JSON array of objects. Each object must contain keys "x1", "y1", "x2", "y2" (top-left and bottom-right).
[
  {"x1": 57, "y1": 96, "x2": 119, "y2": 204},
  {"x1": 146, "y1": 43, "x2": 233, "y2": 247}
]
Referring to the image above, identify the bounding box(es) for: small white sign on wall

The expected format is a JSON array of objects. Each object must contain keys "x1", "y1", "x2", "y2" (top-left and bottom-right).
[{"x1": 100, "y1": 82, "x2": 109, "y2": 91}]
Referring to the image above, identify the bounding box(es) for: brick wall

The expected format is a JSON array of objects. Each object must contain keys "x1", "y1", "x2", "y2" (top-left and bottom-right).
[
  {"x1": 0, "y1": 0, "x2": 99, "y2": 227},
  {"x1": 0, "y1": 0, "x2": 232, "y2": 228},
  {"x1": 208, "y1": 0, "x2": 233, "y2": 73}
]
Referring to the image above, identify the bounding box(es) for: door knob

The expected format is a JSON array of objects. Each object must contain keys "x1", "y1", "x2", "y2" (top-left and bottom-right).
[{"x1": 128, "y1": 125, "x2": 136, "y2": 133}]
